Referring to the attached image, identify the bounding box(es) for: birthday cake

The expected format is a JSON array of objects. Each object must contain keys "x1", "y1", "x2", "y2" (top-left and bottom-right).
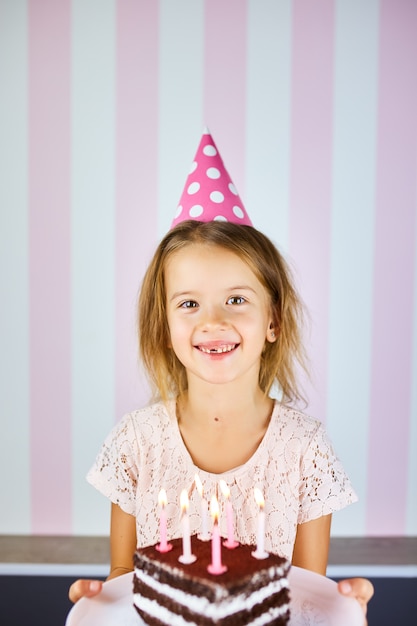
[{"x1": 133, "y1": 535, "x2": 291, "y2": 625}]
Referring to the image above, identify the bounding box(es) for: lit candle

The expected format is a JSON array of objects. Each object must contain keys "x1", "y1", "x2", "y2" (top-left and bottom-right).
[
  {"x1": 195, "y1": 474, "x2": 211, "y2": 541},
  {"x1": 252, "y1": 488, "x2": 269, "y2": 559},
  {"x1": 207, "y1": 495, "x2": 227, "y2": 575},
  {"x1": 219, "y1": 480, "x2": 239, "y2": 549},
  {"x1": 156, "y1": 489, "x2": 173, "y2": 553},
  {"x1": 178, "y1": 489, "x2": 197, "y2": 564}
]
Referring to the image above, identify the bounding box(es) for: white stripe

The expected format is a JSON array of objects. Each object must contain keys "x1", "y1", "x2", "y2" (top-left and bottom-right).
[
  {"x1": 326, "y1": 0, "x2": 379, "y2": 535},
  {"x1": 157, "y1": 0, "x2": 205, "y2": 236},
  {"x1": 246, "y1": 0, "x2": 292, "y2": 254},
  {"x1": 1, "y1": 562, "x2": 415, "y2": 579},
  {"x1": 327, "y1": 564, "x2": 417, "y2": 579},
  {"x1": 0, "y1": 563, "x2": 109, "y2": 577},
  {"x1": 0, "y1": 0, "x2": 30, "y2": 533},
  {"x1": 71, "y1": 0, "x2": 116, "y2": 534}
]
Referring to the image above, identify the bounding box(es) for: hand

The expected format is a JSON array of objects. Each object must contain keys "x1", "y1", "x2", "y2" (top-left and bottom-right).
[
  {"x1": 69, "y1": 579, "x2": 103, "y2": 603},
  {"x1": 337, "y1": 577, "x2": 374, "y2": 625}
]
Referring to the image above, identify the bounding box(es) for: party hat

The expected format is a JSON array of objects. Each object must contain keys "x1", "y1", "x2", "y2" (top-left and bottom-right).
[{"x1": 171, "y1": 128, "x2": 253, "y2": 228}]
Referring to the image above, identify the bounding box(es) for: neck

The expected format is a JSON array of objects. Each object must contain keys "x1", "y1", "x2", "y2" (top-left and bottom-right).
[{"x1": 178, "y1": 380, "x2": 273, "y2": 426}]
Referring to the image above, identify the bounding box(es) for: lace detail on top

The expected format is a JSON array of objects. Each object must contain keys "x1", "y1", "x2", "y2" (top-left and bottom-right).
[{"x1": 86, "y1": 400, "x2": 357, "y2": 560}]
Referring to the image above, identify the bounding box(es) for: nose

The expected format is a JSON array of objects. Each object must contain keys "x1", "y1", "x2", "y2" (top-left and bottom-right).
[{"x1": 199, "y1": 303, "x2": 228, "y2": 332}]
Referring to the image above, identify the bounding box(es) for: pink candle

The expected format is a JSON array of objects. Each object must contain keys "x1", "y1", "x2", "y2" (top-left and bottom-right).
[
  {"x1": 252, "y1": 488, "x2": 269, "y2": 560},
  {"x1": 178, "y1": 490, "x2": 196, "y2": 564},
  {"x1": 220, "y1": 480, "x2": 239, "y2": 549},
  {"x1": 156, "y1": 489, "x2": 173, "y2": 553},
  {"x1": 195, "y1": 474, "x2": 211, "y2": 541},
  {"x1": 207, "y1": 495, "x2": 227, "y2": 575}
]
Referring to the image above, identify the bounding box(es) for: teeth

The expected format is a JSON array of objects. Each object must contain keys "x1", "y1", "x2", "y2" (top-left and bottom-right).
[{"x1": 199, "y1": 344, "x2": 236, "y2": 354}]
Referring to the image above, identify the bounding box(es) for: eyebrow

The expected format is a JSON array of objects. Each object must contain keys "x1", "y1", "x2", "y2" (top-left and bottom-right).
[{"x1": 169, "y1": 291, "x2": 194, "y2": 302}]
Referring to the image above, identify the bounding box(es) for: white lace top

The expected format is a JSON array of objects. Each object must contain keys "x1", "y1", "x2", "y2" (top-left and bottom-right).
[{"x1": 87, "y1": 400, "x2": 357, "y2": 561}]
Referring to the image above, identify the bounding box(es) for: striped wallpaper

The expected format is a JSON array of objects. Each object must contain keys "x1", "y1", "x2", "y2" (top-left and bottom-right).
[{"x1": 0, "y1": 0, "x2": 416, "y2": 538}]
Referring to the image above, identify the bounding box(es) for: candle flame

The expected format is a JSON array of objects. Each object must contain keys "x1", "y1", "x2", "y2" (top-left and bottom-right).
[
  {"x1": 254, "y1": 488, "x2": 265, "y2": 509},
  {"x1": 210, "y1": 494, "x2": 219, "y2": 523},
  {"x1": 180, "y1": 489, "x2": 189, "y2": 512},
  {"x1": 219, "y1": 479, "x2": 230, "y2": 499},
  {"x1": 194, "y1": 474, "x2": 203, "y2": 496},
  {"x1": 158, "y1": 489, "x2": 167, "y2": 507}
]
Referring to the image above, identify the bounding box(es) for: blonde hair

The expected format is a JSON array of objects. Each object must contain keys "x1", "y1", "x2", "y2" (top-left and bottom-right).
[{"x1": 138, "y1": 220, "x2": 308, "y2": 404}]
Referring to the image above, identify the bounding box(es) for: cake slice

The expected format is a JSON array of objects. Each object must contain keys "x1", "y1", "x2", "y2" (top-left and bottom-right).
[{"x1": 133, "y1": 535, "x2": 290, "y2": 625}]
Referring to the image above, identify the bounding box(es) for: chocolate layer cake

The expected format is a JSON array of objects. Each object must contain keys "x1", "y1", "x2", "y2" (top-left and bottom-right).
[{"x1": 133, "y1": 535, "x2": 290, "y2": 625}]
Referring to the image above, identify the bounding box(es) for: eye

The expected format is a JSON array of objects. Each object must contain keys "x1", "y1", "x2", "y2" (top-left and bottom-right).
[
  {"x1": 227, "y1": 296, "x2": 246, "y2": 305},
  {"x1": 179, "y1": 300, "x2": 199, "y2": 309}
]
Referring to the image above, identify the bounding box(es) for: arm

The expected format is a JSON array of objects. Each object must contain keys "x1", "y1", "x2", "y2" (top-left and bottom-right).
[
  {"x1": 69, "y1": 503, "x2": 137, "y2": 603},
  {"x1": 108, "y1": 501, "x2": 137, "y2": 578},
  {"x1": 291, "y1": 514, "x2": 332, "y2": 575}
]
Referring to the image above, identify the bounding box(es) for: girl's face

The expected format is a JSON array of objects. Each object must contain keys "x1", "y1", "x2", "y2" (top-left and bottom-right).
[{"x1": 165, "y1": 244, "x2": 276, "y2": 389}]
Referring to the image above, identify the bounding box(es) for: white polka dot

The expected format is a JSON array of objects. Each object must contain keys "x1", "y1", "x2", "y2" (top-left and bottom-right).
[
  {"x1": 189, "y1": 161, "x2": 198, "y2": 174},
  {"x1": 210, "y1": 191, "x2": 224, "y2": 203},
  {"x1": 206, "y1": 167, "x2": 220, "y2": 179},
  {"x1": 214, "y1": 215, "x2": 228, "y2": 222},
  {"x1": 187, "y1": 182, "x2": 200, "y2": 195},
  {"x1": 203, "y1": 145, "x2": 217, "y2": 157},
  {"x1": 233, "y1": 206, "x2": 245, "y2": 219},
  {"x1": 189, "y1": 205, "x2": 204, "y2": 218},
  {"x1": 174, "y1": 205, "x2": 183, "y2": 219},
  {"x1": 229, "y1": 183, "x2": 238, "y2": 196}
]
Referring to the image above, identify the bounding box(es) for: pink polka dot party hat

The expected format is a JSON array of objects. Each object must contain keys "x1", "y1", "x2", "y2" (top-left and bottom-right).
[{"x1": 171, "y1": 128, "x2": 253, "y2": 228}]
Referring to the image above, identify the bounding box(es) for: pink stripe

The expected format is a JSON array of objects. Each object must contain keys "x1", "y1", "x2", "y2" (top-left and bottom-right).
[
  {"x1": 28, "y1": 0, "x2": 72, "y2": 533},
  {"x1": 204, "y1": 0, "x2": 247, "y2": 196},
  {"x1": 115, "y1": 0, "x2": 159, "y2": 417},
  {"x1": 366, "y1": 0, "x2": 417, "y2": 534},
  {"x1": 289, "y1": 1, "x2": 334, "y2": 421}
]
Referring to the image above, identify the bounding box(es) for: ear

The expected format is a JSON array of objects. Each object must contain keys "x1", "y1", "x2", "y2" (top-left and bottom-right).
[{"x1": 266, "y1": 322, "x2": 277, "y2": 343}]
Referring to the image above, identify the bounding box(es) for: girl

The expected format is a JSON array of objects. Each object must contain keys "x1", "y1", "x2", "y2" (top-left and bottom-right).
[{"x1": 70, "y1": 220, "x2": 373, "y2": 620}]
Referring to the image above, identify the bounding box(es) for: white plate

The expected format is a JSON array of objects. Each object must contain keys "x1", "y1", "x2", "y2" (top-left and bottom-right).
[{"x1": 66, "y1": 567, "x2": 364, "y2": 626}]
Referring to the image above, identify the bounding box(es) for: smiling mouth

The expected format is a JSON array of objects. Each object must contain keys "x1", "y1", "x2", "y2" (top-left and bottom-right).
[{"x1": 197, "y1": 344, "x2": 238, "y2": 354}]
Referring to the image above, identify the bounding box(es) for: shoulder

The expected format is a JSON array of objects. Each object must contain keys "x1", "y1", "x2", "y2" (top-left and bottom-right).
[
  {"x1": 265, "y1": 402, "x2": 331, "y2": 461},
  {"x1": 127, "y1": 399, "x2": 173, "y2": 424},
  {"x1": 118, "y1": 399, "x2": 175, "y2": 438},
  {"x1": 271, "y1": 402, "x2": 323, "y2": 437},
  {"x1": 99, "y1": 400, "x2": 173, "y2": 448}
]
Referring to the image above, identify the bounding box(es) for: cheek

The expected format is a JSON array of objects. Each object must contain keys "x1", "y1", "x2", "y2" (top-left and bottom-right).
[{"x1": 167, "y1": 319, "x2": 190, "y2": 348}]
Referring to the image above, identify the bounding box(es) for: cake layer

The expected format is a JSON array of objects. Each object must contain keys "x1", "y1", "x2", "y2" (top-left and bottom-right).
[
  {"x1": 134, "y1": 600, "x2": 290, "y2": 626},
  {"x1": 133, "y1": 536, "x2": 290, "y2": 626}
]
